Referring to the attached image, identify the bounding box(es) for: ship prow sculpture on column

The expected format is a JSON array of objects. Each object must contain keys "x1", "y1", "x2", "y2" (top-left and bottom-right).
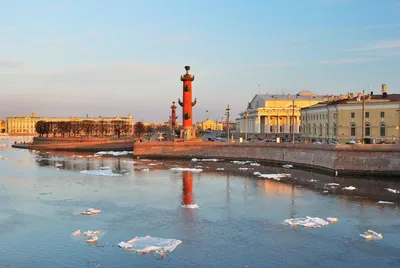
[{"x1": 177, "y1": 66, "x2": 201, "y2": 141}]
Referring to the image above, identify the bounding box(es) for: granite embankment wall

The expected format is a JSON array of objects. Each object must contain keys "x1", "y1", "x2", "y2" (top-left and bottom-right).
[
  {"x1": 25, "y1": 137, "x2": 134, "y2": 152},
  {"x1": 134, "y1": 141, "x2": 400, "y2": 177}
]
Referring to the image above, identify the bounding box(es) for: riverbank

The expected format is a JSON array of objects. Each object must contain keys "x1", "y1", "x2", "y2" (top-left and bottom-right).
[
  {"x1": 134, "y1": 141, "x2": 400, "y2": 178},
  {"x1": 12, "y1": 137, "x2": 135, "y2": 152}
]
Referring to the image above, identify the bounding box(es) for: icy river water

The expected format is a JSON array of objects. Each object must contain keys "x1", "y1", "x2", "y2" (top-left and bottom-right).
[{"x1": 1, "y1": 137, "x2": 400, "y2": 268}]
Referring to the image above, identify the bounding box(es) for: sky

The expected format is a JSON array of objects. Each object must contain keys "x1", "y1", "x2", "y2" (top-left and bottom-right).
[{"x1": 1, "y1": 0, "x2": 400, "y2": 122}]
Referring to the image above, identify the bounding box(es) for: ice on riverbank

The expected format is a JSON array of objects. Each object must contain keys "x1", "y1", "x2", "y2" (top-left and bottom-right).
[
  {"x1": 216, "y1": 168, "x2": 225, "y2": 171},
  {"x1": 377, "y1": 201, "x2": 395, "y2": 205},
  {"x1": 342, "y1": 186, "x2": 357, "y2": 191},
  {"x1": 191, "y1": 158, "x2": 219, "y2": 162},
  {"x1": 141, "y1": 168, "x2": 150, "y2": 172},
  {"x1": 253, "y1": 172, "x2": 291, "y2": 181},
  {"x1": 181, "y1": 204, "x2": 200, "y2": 209},
  {"x1": 360, "y1": 230, "x2": 382, "y2": 240},
  {"x1": 118, "y1": 236, "x2": 182, "y2": 256},
  {"x1": 231, "y1": 160, "x2": 259, "y2": 165},
  {"x1": 80, "y1": 169, "x2": 123, "y2": 177},
  {"x1": 282, "y1": 164, "x2": 293, "y2": 168},
  {"x1": 170, "y1": 167, "x2": 202, "y2": 173},
  {"x1": 283, "y1": 216, "x2": 337, "y2": 228},
  {"x1": 386, "y1": 188, "x2": 400, "y2": 194},
  {"x1": 95, "y1": 151, "x2": 133, "y2": 156}
]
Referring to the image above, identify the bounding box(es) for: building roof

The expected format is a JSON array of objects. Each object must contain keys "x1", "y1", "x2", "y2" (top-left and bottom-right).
[{"x1": 256, "y1": 93, "x2": 326, "y2": 101}]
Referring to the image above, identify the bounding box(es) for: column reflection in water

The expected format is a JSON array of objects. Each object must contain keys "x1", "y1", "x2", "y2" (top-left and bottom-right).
[{"x1": 181, "y1": 171, "x2": 196, "y2": 208}]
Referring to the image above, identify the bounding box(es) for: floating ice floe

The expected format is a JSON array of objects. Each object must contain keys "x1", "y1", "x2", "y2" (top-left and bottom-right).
[
  {"x1": 342, "y1": 186, "x2": 357, "y2": 191},
  {"x1": 216, "y1": 168, "x2": 225, "y2": 171},
  {"x1": 100, "y1": 166, "x2": 110, "y2": 170},
  {"x1": 283, "y1": 216, "x2": 337, "y2": 228},
  {"x1": 170, "y1": 168, "x2": 202, "y2": 173},
  {"x1": 80, "y1": 169, "x2": 123, "y2": 177},
  {"x1": 231, "y1": 160, "x2": 252, "y2": 165},
  {"x1": 191, "y1": 158, "x2": 219, "y2": 162},
  {"x1": 55, "y1": 163, "x2": 63, "y2": 167},
  {"x1": 250, "y1": 163, "x2": 260, "y2": 166},
  {"x1": 326, "y1": 183, "x2": 340, "y2": 186},
  {"x1": 253, "y1": 172, "x2": 291, "y2": 181},
  {"x1": 386, "y1": 188, "x2": 400, "y2": 194},
  {"x1": 239, "y1": 167, "x2": 251, "y2": 171},
  {"x1": 148, "y1": 163, "x2": 158, "y2": 166},
  {"x1": 81, "y1": 208, "x2": 102, "y2": 215},
  {"x1": 141, "y1": 169, "x2": 150, "y2": 172},
  {"x1": 181, "y1": 204, "x2": 200, "y2": 209},
  {"x1": 309, "y1": 179, "x2": 318, "y2": 182},
  {"x1": 360, "y1": 230, "x2": 382, "y2": 240},
  {"x1": 282, "y1": 164, "x2": 293, "y2": 168},
  {"x1": 72, "y1": 230, "x2": 101, "y2": 243},
  {"x1": 377, "y1": 201, "x2": 395, "y2": 205},
  {"x1": 118, "y1": 236, "x2": 182, "y2": 256},
  {"x1": 95, "y1": 151, "x2": 133, "y2": 156}
]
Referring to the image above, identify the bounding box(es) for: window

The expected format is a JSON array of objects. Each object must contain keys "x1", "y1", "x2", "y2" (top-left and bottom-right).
[
  {"x1": 333, "y1": 123, "x2": 337, "y2": 136},
  {"x1": 365, "y1": 123, "x2": 371, "y2": 137},
  {"x1": 351, "y1": 112, "x2": 355, "y2": 119},
  {"x1": 380, "y1": 111, "x2": 385, "y2": 118},
  {"x1": 380, "y1": 123, "x2": 386, "y2": 137},
  {"x1": 365, "y1": 112, "x2": 369, "y2": 118},
  {"x1": 350, "y1": 123, "x2": 356, "y2": 137}
]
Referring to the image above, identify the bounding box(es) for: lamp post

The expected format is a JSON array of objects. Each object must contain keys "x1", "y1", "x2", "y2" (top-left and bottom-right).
[
  {"x1": 226, "y1": 104, "x2": 231, "y2": 140},
  {"x1": 244, "y1": 113, "x2": 248, "y2": 140}
]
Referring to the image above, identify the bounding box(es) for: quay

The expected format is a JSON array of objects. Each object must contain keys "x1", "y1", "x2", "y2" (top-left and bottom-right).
[{"x1": 134, "y1": 141, "x2": 400, "y2": 178}]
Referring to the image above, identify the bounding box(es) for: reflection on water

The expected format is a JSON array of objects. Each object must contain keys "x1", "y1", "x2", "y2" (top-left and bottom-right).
[{"x1": 1, "y1": 137, "x2": 400, "y2": 267}]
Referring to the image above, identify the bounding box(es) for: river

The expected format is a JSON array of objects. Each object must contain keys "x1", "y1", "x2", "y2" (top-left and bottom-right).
[{"x1": 0, "y1": 137, "x2": 399, "y2": 268}]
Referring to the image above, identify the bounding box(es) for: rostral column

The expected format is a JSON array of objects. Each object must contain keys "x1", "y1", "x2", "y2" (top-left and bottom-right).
[
  {"x1": 170, "y1": 101, "x2": 178, "y2": 128},
  {"x1": 178, "y1": 66, "x2": 197, "y2": 139}
]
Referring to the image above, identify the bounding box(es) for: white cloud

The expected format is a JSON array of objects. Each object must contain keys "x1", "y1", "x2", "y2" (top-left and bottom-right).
[
  {"x1": 0, "y1": 59, "x2": 24, "y2": 68},
  {"x1": 255, "y1": 63, "x2": 298, "y2": 68},
  {"x1": 348, "y1": 39, "x2": 400, "y2": 51},
  {"x1": 319, "y1": 58, "x2": 377, "y2": 64}
]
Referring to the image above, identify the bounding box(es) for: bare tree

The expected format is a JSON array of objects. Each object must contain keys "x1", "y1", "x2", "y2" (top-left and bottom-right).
[
  {"x1": 81, "y1": 120, "x2": 94, "y2": 138},
  {"x1": 134, "y1": 122, "x2": 145, "y2": 138},
  {"x1": 35, "y1": 121, "x2": 47, "y2": 137},
  {"x1": 71, "y1": 121, "x2": 81, "y2": 137},
  {"x1": 111, "y1": 120, "x2": 129, "y2": 138}
]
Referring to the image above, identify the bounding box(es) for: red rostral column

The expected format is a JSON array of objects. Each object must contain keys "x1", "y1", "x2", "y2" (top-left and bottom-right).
[
  {"x1": 178, "y1": 66, "x2": 197, "y2": 139},
  {"x1": 182, "y1": 171, "x2": 194, "y2": 206},
  {"x1": 170, "y1": 101, "x2": 178, "y2": 128}
]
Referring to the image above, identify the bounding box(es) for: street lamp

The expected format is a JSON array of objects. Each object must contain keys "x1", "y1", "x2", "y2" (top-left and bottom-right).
[
  {"x1": 244, "y1": 113, "x2": 248, "y2": 140},
  {"x1": 226, "y1": 104, "x2": 231, "y2": 140}
]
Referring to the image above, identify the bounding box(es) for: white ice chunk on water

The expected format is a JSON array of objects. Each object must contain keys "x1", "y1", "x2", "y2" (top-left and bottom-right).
[
  {"x1": 250, "y1": 163, "x2": 260, "y2": 166},
  {"x1": 326, "y1": 183, "x2": 340, "y2": 186},
  {"x1": 181, "y1": 204, "x2": 200, "y2": 209},
  {"x1": 100, "y1": 166, "x2": 110, "y2": 170},
  {"x1": 192, "y1": 158, "x2": 219, "y2": 162},
  {"x1": 239, "y1": 167, "x2": 250, "y2": 171},
  {"x1": 283, "y1": 216, "x2": 332, "y2": 228},
  {"x1": 386, "y1": 188, "x2": 400, "y2": 194},
  {"x1": 80, "y1": 169, "x2": 123, "y2": 177},
  {"x1": 141, "y1": 169, "x2": 150, "y2": 172},
  {"x1": 95, "y1": 151, "x2": 133, "y2": 156},
  {"x1": 377, "y1": 201, "x2": 395, "y2": 205},
  {"x1": 148, "y1": 163, "x2": 158, "y2": 166},
  {"x1": 55, "y1": 163, "x2": 63, "y2": 167},
  {"x1": 170, "y1": 168, "x2": 202, "y2": 173},
  {"x1": 360, "y1": 230, "x2": 383, "y2": 240},
  {"x1": 231, "y1": 160, "x2": 252, "y2": 164},
  {"x1": 342, "y1": 186, "x2": 357, "y2": 190},
  {"x1": 118, "y1": 236, "x2": 182, "y2": 255},
  {"x1": 326, "y1": 217, "x2": 338, "y2": 223},
  {"x1": 282, "y1": 164, "x2": 293, "y2": 168},
  {"x1": 255, "y1": 173, "x2": 291, "y2": 181},
  {"x1": 216, "y1": 168, "x2": 224, "y2": 171}
]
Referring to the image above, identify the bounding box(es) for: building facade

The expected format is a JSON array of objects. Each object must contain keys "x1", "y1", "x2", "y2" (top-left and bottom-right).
[
  {"x1": 237, "y1": 91, "x2": 329, "y2": 138},
  {"x1": 196, "y1": 120, "x2": 223, "y2": 131},
  {"x1": 6, "y1": 113, "x2": 134, "y2": 136},
  {"x1": 300, "y1": 85, "x2": 400, "y2": 143},
  {"x1": 0, "y1": 120, "x2": 5, "y2": 133}
]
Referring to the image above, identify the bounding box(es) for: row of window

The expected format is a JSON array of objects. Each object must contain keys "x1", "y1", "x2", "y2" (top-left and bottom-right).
[
  {"x1": 351, "y1": 112, "x2": 385, "y2": 119},
  {"x1": 302, "y1": 123, "x2": 387, "y2": 137},
  {"x1": 303, "y1": 111, "x2": 386, "y2": 121}
]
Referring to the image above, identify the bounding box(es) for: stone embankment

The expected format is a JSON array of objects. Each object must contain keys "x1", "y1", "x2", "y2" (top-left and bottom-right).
[
  {"x1": 133, "y1": 141, "x2": 400, "y2": 177},
  {"x1": 13, "y1": 137, "x2": 135, "y2": 152}
]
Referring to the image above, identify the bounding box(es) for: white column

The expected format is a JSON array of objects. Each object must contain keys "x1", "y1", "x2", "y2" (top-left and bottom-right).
[
  {"x1": 276, "y1": 116, "x2": 280, "y2": 133},
  {"x1": 266, "y1": 116, "x2": 270, "y2": 133},
  {"x1": 255, "y1": 116, "x2": 261, "y2": 133},
  {"x1": 285, "y1": 116, "x2": 289, "y2": 133}
]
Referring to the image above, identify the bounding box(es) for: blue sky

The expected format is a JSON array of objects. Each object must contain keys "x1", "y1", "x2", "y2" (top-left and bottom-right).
[{"x1": 1, "y1": 0, "x2": 399, "y2": 122}]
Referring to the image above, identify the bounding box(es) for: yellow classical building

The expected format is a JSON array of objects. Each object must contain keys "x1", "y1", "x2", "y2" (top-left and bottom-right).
[
  {"x1": 0, "y1": 120, "x2": 5, "y2": 133},
  {"x1": 300, "y1": 84, "x2": 400, "y2": 143},
  {"x1": 6, "y1": 112, "x2": 134, "y2": 135},
  {"x1": 197, "y1": 120, "x2": 224, "y2": 131},
  {"x1": 237, "y1": 91, "x2": 330, "y2": 138}
]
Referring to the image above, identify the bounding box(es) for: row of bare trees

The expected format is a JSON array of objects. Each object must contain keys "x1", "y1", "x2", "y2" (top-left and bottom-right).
[{"x1": 35, "y1": 120, "x2": 132, "y2": 138}]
